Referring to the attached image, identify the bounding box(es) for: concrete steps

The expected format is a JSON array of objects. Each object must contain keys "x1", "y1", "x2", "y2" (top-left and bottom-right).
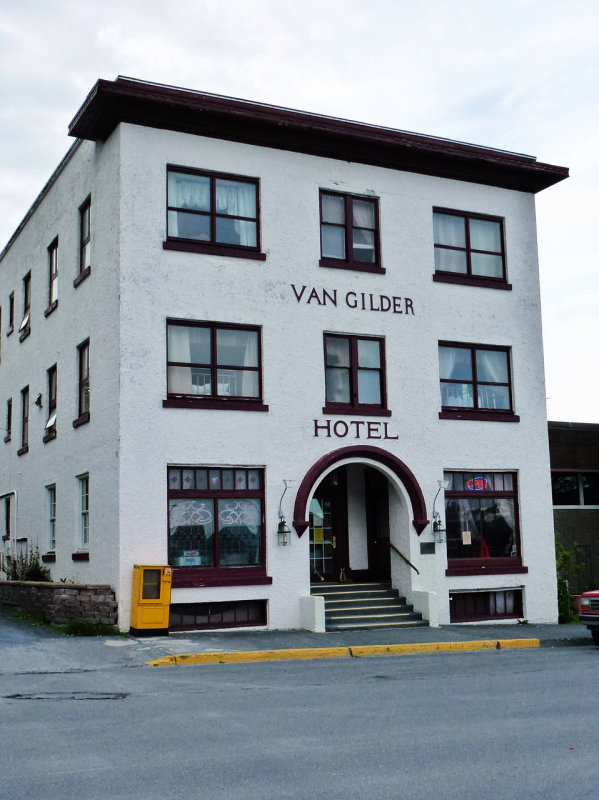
[{"x1": 311, "y1": 581, "x2": 429, "y2": 631}]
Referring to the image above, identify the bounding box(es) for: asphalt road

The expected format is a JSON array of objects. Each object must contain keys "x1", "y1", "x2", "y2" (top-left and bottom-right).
[{"x1": 1, "y1": 643, "x2": 598, "y2": 800}]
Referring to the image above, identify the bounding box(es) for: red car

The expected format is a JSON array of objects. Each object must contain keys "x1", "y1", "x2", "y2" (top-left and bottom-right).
[{"x1": 580, "y1": 590, "x2": 599, "y2": 645}]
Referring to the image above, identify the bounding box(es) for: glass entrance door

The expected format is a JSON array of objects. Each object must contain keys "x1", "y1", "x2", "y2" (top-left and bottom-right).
[{"x1": 309, "y1": 496, "x2": 334, "y2": 579}]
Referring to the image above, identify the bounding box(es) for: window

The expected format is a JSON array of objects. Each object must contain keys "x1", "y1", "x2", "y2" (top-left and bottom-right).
[
  {"x1": 19, "y1": 273, "x2": 31, "y2": 341},
  {"x1": 7, "y1": 292, "x2": 14, "y2": 335},
  {"x1": 2, "y1": 496, "x2": 10, "y2": 542},
  {"x1": 165, "y1": 167, "x2": 265, "y2": 260},
  {"x1": 167, "y1": 466, "x2": 271, "y2": 588},
  {"x1": 450, "y1": 589, "x2": 523, "y2": 622},
  {"x1": 164, "y1": 321, "x2": 267, "y2": 411},
  {"x1": 78, "y1": 197, "x2": 91, "y2": 281},
  {"x1": 44, "y1": 365, "x2": 57, "y2": 442},
  {"x1": 4, "y1": 398, "x2": 11, "y2": 442},
  {"x1": 46, "y1": 485, "x2": 57, "y2": 551},
  {"x1": 319, "y1": 191, "x2": 382, "y2": 272},
  {"x1": 444, "y1": 471, "x2": 526, "y2": 576},
  {"x1": 74, "y1": 340, "x2": 90, "y2": 426},
  {"x1": 323, "y1": 333, "x2": 389, "y2": 416},
  {"x1": 170, "y1": 600, "x2": 267, "y2": 631},
  {"x1": 46, "y1": 238, "x2": 58, "y2": 313},
  {"x1": 78, "y1": 474, "x2": 89, "y2": 548},
  {"x1": 433, "y1": 209, "x2": 509, "y2": 288},
  {"x1": 18, "y1": 386, "x2": 29, "y2": 455},
  {"x1": 439, "y1": 342, "x2": 518, "y2": 422},
  {"x1": 551, "y1": 472, "x2": 599, "y2": 507}
]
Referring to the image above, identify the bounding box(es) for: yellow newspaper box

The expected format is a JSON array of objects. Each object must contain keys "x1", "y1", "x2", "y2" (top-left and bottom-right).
[{"x1": 130, "y1": 565, "x2": 173, "y2": 635}]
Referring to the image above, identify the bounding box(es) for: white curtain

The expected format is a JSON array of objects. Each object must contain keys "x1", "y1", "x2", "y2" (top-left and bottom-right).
[
  {"x1": 168, "y1": 326, "x2": 193, "y2": 394},
  {"x1": 168, "y1": 173, "x2": 210, "y2": 237},
  {"x1": 433, "y1": 213, "x2": 465, "y2": 247},
  {"x1": 216, "y1": 180, "x2": 256, "y2": 246}
]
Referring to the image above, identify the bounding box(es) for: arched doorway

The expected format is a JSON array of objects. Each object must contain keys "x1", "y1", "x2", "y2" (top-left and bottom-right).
[{"x1": 293, "y1": 446, "x2": 429, "y2": 583}]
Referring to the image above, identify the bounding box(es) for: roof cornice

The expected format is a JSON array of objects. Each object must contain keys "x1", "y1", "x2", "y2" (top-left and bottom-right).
[{"x1": 69, "y1": 76, "x2": 568, "y2": 194}]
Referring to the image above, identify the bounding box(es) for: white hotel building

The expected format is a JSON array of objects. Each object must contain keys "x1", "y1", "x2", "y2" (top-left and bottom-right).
[{"x1": 0, "y1": 77, "x2": 568, "y2": 631}]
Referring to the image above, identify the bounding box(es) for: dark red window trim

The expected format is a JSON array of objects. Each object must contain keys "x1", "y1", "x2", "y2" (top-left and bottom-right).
[
  {"x1": 41, "y1": 552, "x2": 56, "y2": 563},
  {"x1": 433, "y1": 273, "x2": 512, "y2": 291},
  {"x1": 168, "y1": 465, "x2": 270, "y2": 587},
  {"x1": 439, "y1": 341, "x2": 516, "y2": 419},
  {"x1": 319, "y1": 189, "x2": 383, "y2": 273},
  {"x1": 323, "y1": 332, "x2": 388, "y2": 416},
  {"x1": 20, "y1": 385, "x2": 29, "y2": 451},
  {"x1": 72, "y1": 551, "x2": 90, "y2": 562},
  {"x1": 73, "y1": 266, "x2": 91, "y2": 288},
  {"x1": 165, "y1": 165, "x2": 265, "y2": 259},
  {"x1": 166, "y1": 319, "x2": 265, "y2": 407},
  {"x1": 77, "y1": 339, "x2": 90, "y2": 419},
  {"x1": 433, "y1": 207, "x2": 507, "y2": 285}
]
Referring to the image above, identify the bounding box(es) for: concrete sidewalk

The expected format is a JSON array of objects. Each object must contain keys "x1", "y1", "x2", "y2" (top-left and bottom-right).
[{"x1": 0, "y1": 604, "x2": 593, "y2": 674}]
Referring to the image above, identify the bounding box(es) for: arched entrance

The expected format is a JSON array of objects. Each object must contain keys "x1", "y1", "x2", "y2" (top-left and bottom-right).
[{"x1": 293, "y1": 446, "x2": 429, "y2": 582}]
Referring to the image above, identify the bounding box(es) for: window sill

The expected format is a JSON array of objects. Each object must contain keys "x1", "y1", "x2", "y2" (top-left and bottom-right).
[
  {"x1": 73, "y1": 266, "x2": 91, "y2": 288},
  {"x1": 19, "y1": 327, "x2": 31, "y2": 343},
  {"x1": 163, "y1": 239, "x2": 267, "y2": 261},
  {"x1": 319, "y1": 257, "x2": 385, "y2": 274},
  {"x1": 3, "y1": 435, "x2": 10, "y2": 443},
  {"x1": 17, "y1": 445, "x2": 29, "y2": 456},
  {"x1": 446, "y1": 564, "x2": 528, "y2": 576},
  {"x1": 163, "y1": 398, "x2": 269, "y2": 412},
  {"x1": 433, "y1": 273, "x2": 512, "y2": 291},
  {"x1": 172, "y1": 566, "x2": 273, "y2": 589},
  {"x1": 322, "y1": 405, "x2": 391, "y2": 418},
  {"x1": 41, "y1": 552, "x2": 56, "y2": 564},
  {"x1": 43, "y1": 429, "x2": 57, "y2": 443},
  {"x1": 6, "y1": 326, "x2": 14, "y2": 337},
  {"x1": 72, "y1": 551, "x2": 90, "y2": 562},
  {"x1": 44, "y1": 300, "x2": 58, "y2": 318},
  {"x1": 73, "y1": 411, "x2": 90, "y2": 428},
  {"x1": 439, "y1": 410, "x2": 520, "y2": 423}
]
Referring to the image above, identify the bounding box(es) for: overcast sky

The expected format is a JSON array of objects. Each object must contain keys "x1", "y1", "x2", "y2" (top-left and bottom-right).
[{"x1": 1, "y1": 0, "x2": 597, "y2": 422}]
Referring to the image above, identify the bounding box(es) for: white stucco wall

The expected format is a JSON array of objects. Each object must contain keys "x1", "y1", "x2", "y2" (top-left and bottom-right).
[
  {"x1": 0, "y1": 135, "x2": 122, "y2": 595},
  {"x1": 0, "y1": 116, "x2": 558, "y2": 630}
]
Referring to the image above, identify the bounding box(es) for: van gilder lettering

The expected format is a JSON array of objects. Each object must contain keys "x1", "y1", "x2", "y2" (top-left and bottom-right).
[{"x1": 291, "y1": 284, "x2": 414, "y2": 315}]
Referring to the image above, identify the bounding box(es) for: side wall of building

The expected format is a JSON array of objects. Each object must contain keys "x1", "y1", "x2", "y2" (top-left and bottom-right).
[{"x1": 0, "y1": 135, "x2": 122, "y2": 596}]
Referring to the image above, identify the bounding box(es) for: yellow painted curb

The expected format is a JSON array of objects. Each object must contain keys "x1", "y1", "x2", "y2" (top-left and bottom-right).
[{"x1": 147, "y1": 638, "x2": 540, "y2": 667}]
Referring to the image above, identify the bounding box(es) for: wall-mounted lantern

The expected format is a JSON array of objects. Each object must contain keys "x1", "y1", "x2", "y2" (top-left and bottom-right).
[
  {"x1": 276, "y1": 480, "x2": 293, "y2": 546},
  {"x1": 432, "y1": 479, "x2": 450, "y2": 544}
]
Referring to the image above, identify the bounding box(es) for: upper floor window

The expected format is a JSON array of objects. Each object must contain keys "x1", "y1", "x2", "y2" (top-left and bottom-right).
[
  {"x1": 164, "y1": 167, "x2": 265, "y2": 260},
  {"x1": 44, "y1": 365, "x2": 57, "y2": 442},
  {"x1": 46, "y1": 238, "x2": 58, "y2": 314},
  {"x1": 73, "y1": 340, "x2": 90, "y2": 427},
  {"x1": 551, "y1": 472, "x2": 599, "y2": 507},
  {"x1": 323, "y1": 333, "x2": 389, "y2": 416},
  {"x1": 319, "y1": 191, "x2": 382, "y2": 273},
  {"x1": 18, "y1": 385, "x2": 29, "y2": 455},
  {"x1": 4, "y1": 398, "x2": 11, "y2": 443},
  {"x1": 439, "y1": 342, "x2": 518, "y2": 422},
  {"x1": 3, "y1": 496, "x2": 10, "y2": 542},
  {"x1": 79, "y1": 197, "x2": 91, "y2": 276},
  {"x1": 433, "y1": 209, "x2": 509, "y2": 289},
  {"x1": 444, "y1": 470, "x2": 524, "y2": 576},
  {"x1": 19, "y1": 273, "x2": 31, "y2": 341},
  {"x1": 164, "y1": 321, "x2": 267, "y2": 412},
  {"x1": 7, "y1": 292, "x2": 14, "y2": 335}
]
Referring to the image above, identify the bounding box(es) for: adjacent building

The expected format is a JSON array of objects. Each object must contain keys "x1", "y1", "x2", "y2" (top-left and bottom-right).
[{"x1": 0, "y1": 77, "x2": 568, "y2": 630}]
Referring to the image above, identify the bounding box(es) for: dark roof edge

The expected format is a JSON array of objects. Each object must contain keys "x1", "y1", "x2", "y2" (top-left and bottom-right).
[
  {"x1": 0, "y1": 140, "x2": 82, "y2": 263},
  {"x1": 68, "y1": 76, "x2": 569, "y2": 194},
  {"x1": 548, "y1": 420, "x2": 599, "y2": 431}
]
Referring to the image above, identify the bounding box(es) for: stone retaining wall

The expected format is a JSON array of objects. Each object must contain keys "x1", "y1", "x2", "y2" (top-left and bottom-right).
[{"x1": 0, "y1": 581, "x2": 118, "y2": 626}]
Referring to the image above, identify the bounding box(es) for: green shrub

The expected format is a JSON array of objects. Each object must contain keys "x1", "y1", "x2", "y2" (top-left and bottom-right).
[
  {"x1": 62, "y1": 620, "x2": 123, "y2": 637},
  {"x1": 1, "y1": 547, "x2": 51, "y2": 582}
]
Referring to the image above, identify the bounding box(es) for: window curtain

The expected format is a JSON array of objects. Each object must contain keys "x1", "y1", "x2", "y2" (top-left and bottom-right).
[
  {"x1": 168, "y1": 326, "x2": 193, "y2": 394},
  {"x1": 433, "y1": 214, "x2": 465, "y2": 247},
  {"x1": 168, "y1": 174, "x2": 210, "y2": 237},
  {"x1": 217, "y1": 329, "x2": 259, "y2": 396},
  {"x1": 439, "y1": 347, "x2": 472, "y2": 407},
  {"x1": 216, "y1": 181, "x2": 256, "y2": 246}
]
